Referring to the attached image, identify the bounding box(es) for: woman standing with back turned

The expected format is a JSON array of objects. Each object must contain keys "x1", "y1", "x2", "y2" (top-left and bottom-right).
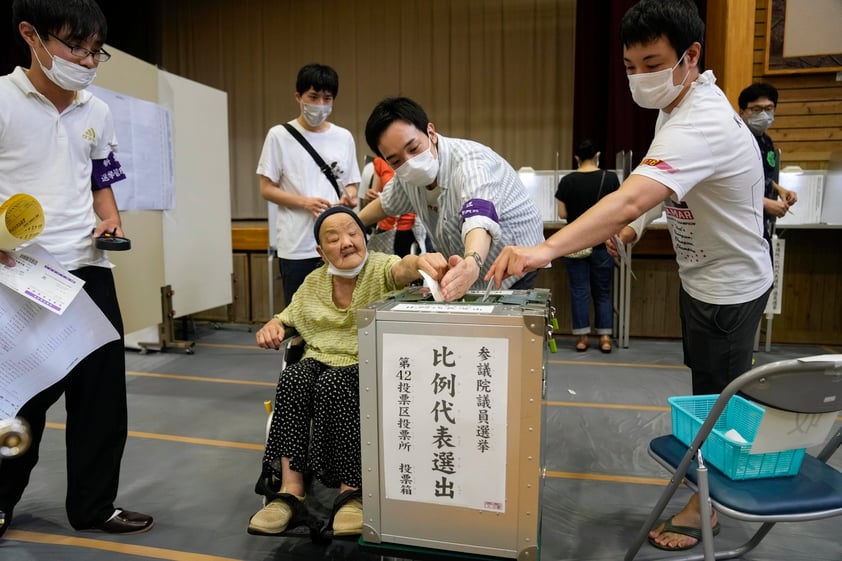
[{"x1": 555, "y1": 139, "x2": 620, "y2": 353}]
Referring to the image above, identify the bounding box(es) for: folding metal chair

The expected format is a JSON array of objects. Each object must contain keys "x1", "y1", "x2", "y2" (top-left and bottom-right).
[{"x1": 625, "y1": 355, "x2": 842, "y2": 561}]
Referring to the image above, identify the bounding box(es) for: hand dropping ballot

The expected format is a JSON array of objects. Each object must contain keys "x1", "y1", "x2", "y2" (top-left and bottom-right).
[
  {"x1": 418, "y1": 269, "x2": 444, "y2": 302},
  {"x1": 0, "y1": 195, "x2": 85, "y2": 314}
]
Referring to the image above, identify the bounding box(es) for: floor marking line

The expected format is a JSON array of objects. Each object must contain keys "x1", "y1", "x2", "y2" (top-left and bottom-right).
[
  {"x1": 44, "y1": 423, "x2": 265, "y2": 451},
  {"x1": 127, "y1": 371, "x2": 275, "y2": 387},
  {"x1": 544, "y1": 401, "x2": 842, "y2": 420},
  {"x1": 547, "y1": 359, "x2": 686, "y2": 370},
  {"x1": 544, "y1": 401, "x2": 669, "y2": 412},
  {"x1": 547, "y1": 470, "x2": 674, "y2": 486},
  {"x1": 3, "y1": 529, "x2": 244, "y2": 561}
]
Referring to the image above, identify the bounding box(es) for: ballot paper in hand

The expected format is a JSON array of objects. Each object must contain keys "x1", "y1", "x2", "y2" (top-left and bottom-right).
[
  {"x1": 0, "y1": 243, "x2": 84, "y2": 314},
  {"x1": 418, "y1": 269, "x2": 444, "y2": 302},
  {"x1": 0, "y1": 279, "x2": 120, "y2": 418},
  {"x1": 611, "y1": 234, "x2": 636, "y2": 280}
]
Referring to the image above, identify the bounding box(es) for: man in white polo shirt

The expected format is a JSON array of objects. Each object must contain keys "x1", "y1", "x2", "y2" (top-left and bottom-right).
[{"x1": 0, "y1": 0, "x2": 152, "y2": 538}]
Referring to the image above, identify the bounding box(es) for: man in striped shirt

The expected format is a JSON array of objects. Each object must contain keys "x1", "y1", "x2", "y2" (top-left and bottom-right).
[{"x1": 358, "y1": 97, "x2": 545, "y2": 302}]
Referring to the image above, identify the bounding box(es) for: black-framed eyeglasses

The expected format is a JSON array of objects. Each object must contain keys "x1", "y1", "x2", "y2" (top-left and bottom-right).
[
  {"x1": 47, "y1": 33, "x2": 111, "y2": 62},
  {"x1": 745, "y1": 104, "x2": 775, "y2": 115}
]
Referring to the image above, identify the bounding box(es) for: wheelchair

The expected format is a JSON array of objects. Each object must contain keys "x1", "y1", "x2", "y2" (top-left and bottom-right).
[
  {"x1": 0, "y1": 418, "x2": 31, "y2": 530},
  {"x1": 254, "y1": 328, "x2": 360, "y2": 541}
]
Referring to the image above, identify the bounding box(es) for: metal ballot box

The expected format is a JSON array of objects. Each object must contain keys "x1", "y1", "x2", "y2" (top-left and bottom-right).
[{"x1": 357, "y1": 287, "x2": 553, "y2": 561}]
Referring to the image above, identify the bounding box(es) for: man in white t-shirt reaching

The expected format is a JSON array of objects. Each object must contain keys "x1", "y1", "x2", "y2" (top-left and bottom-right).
[
  {"x1": 257, "y1": 63, "x2": 361, "y2": 310},
  {"x1": 488, "y1": 0, "x2": 772, "y2": 551}
]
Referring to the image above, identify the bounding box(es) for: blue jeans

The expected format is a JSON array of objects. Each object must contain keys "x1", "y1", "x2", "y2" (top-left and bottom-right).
[{"x1": 563, "y1": 246, "x2": 614, "y2": 335}]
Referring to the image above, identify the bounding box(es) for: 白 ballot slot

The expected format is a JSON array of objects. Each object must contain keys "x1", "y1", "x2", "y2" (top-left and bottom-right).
[{"x1": 357, "y1": 287, "x2": 551, "y2": 561}]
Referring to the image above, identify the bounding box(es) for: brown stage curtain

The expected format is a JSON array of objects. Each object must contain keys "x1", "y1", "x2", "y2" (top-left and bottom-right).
[{"x1": 572, "y1": 0, "x2": 706, "y2": 171}]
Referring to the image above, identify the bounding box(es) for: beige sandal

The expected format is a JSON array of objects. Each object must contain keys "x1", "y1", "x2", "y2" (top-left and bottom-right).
[{"x1": 600, "y1": 335, "x2": 612, "y2": 354}]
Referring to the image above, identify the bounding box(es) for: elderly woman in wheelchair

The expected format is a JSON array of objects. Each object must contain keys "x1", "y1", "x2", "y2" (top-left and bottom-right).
[{"x1": 248, "y1": 206, "x2": 446, "y2": 537}]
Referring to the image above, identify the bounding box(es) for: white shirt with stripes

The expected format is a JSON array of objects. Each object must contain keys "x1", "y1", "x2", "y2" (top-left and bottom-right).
[{"x1": 379, "y1": 134, "x2": 545, "y2": 289}]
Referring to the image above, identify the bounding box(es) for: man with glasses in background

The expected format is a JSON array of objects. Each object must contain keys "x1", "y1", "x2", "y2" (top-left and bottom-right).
[
  {"x1": 738, "y1": 82, "x2": 797, "y2": 262},
  {"x1": 0, "y1": 0, "x2": 153, "y2": 538}
]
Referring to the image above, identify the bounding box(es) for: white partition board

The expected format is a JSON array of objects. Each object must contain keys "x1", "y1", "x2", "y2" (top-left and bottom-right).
[
  {"x1": 821, "y1": 154, "x2": 842, "y2": 225},
  {"x1": 158, "y1": 71, "x2": 232, "y2": 317},
  {"x1": 93, "y1": 46, "x2": 165, "y2": 334},
  {"x1": 776, "y1": 171, "x2": 825, "y2": 226},
  {"x1": 91, "y1": 46, "x2": 232, "y2": 338}
]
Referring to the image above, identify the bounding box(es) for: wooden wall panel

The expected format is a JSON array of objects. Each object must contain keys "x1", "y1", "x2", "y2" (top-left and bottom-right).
[
  {"x1": 249, "y1": 253, "x2": 284, "y2": 324},
  {"x1": 626, "y1": 258, "x2": 682, "y2": 339},
  {"x1": 772, "y1": 229, "x2": 842, "y2": 344},
  {"x1": 193, "y1": 253, "x2": 250, "y2": 323},
  {"x1": 536, "y1": 257, "x2": 572, "y2": 337},
  {"x1": 622, "y1": 229, "x2": 842, "y2": 345},
  {"x1": 751, "y1": 3, "x2": 842, "y2": 170},
  {"x1": 230, "y1": 253, "x2": 251, "y2": 324},
  {"x1": 704, "y1": 0, "x2": 755, "y2": 107}
]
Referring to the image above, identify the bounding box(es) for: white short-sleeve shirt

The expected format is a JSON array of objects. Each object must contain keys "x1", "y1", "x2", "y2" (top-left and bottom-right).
[
  {"x1": 256, "y1": 120, "x2": 361, "y2": 259},
  {"x1": 379, "y1": 134, "x2": 545, "y2": 290},
  {"x1": 630, "y1": 71, "x2": 773, "y2": 305},
  {"x1": 0, "y1": 67, "x2": 117, "y2": 269}
]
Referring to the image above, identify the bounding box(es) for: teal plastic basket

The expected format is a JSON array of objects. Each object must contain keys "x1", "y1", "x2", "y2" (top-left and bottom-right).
[{"x1": 668, "y1": 394, "x2": 806, "y2": 480}]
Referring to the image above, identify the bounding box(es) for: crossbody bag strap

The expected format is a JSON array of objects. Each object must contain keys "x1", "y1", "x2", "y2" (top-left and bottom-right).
[
  {"x1": 282, "y1": 122, "x2": 341, "y2": 198},
  {"x1": 595, "y1": 170, "x2": 606, "y2": 203}
]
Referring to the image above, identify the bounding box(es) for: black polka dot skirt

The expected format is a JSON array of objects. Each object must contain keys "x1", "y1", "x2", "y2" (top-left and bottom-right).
[{"x1": 263, "y1": 358, "x2": 361, "y2": 489}]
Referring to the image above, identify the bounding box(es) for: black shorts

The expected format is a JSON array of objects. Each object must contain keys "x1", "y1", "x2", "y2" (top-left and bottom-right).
[{"x1": 679, "y1": 285, "x2": 771, "y2": 395}]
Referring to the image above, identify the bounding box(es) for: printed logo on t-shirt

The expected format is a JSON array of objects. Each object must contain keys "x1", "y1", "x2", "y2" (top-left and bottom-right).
[
  {"x1": 329, "y1": 161, "x2": 344, "y2": 180},
  {"x1": 82, "y1": 128, "x2": 96, "y2": 143},
  {"x1": 664, "y1": 200, "x2": 705, "y2": 264},
  {"x1": 640, "y1": 158, "x2": 676, "y2": 172}
]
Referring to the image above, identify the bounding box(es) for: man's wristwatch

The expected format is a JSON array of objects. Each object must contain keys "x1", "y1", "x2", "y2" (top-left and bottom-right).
[{"x1": 464, "y1": 251, "x2": 483, "y2": 269}]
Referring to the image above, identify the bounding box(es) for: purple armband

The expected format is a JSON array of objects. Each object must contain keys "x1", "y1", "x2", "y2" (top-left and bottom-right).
[
  {"x1": 91, "y1": 152, "x2": 127, "y2": 190},
  {"x1": 460, "y1": 198, "x2": 499, "y2": 223}
]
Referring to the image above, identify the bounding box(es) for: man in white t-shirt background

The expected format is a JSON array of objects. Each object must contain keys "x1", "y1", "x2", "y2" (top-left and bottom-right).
[{"x1": 256, "y1": 63, "x2": 361, "y2": 311}]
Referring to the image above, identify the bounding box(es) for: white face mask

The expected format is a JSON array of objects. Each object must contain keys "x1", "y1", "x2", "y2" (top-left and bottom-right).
[
  {"x1": 302, "y1": 103, "x2": 332, "y2": 127},
  {"x1": 746, "y1": 111, "x2": 774, "y2": 135},
  {"x1": 394, "y1": 141, "x2": 439, "y2": 186},
  {"x1": 627, "y1": 50, "x2": 690, "y2": 110},
  {"x1": 33, "y1": 33, "x2": 97, "y2": 91},
  {"x1": 324, "y1": 249, "x2": 368, "y2": 278}
]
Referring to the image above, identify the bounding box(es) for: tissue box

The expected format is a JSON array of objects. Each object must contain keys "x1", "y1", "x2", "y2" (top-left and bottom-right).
[{"x1": 669, "y1": 394, "x2": 806, "y2": 480}]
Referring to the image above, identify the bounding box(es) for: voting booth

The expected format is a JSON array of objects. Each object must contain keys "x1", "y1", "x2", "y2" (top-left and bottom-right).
[{"x1": 357, "y1": 288, "x2": 554, "y2": 560}]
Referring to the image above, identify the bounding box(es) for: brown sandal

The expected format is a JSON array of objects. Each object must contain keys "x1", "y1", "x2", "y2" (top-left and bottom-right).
[
  {"x1": 575, "y1": 335, "x2": 588, "y2": 352},
  {"x1": 599, "y1": 335, "x2": 612, "y2": 354}
]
